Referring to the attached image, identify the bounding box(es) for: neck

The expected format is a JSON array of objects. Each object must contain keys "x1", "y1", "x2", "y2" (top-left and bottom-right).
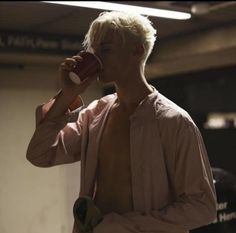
[{"x1": 114, "y1": 74, "x2": 153, "y2": 113}]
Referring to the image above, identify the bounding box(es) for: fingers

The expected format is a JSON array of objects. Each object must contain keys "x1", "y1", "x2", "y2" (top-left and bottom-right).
[
  {"x1": 60, "y1": 50, "x2": 87, "y2": 71},
  {"x1": 72, "y1": 55, "x2": 83, "y2": 62},
  {"x1": 77, "y1": 50, "x2": 87, "y2": 56},
  {"x1": 60, "y1": 56, "x2": 83, "y2": 71}
]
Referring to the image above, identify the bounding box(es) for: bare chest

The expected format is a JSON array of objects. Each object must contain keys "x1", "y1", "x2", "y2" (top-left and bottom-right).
[
  {"x1": 94, "y1": 107, "x2": 133, "y2": 214},
  {"x1": 98, "y1": 109, "x2": 131, "y2": 174}
]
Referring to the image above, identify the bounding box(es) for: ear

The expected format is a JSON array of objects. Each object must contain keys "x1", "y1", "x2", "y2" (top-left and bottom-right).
[{"x1": 132, "y1": 43, "x2": 145, "y2": 56}]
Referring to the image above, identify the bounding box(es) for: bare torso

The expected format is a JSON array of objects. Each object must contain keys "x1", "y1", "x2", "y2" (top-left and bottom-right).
[{"x1": 93, "y1": 103, "x2": 134, "y2": 215}]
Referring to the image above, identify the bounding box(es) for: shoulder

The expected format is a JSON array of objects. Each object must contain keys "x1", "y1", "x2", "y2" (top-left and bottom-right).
[{"x1": 154, "y1": 92, "x2": 197, "y2": 131}]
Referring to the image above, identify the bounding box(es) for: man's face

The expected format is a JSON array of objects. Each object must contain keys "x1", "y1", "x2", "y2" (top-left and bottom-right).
[{"x1": 91, "y1": 30, "x2": 134, "y2": 84}]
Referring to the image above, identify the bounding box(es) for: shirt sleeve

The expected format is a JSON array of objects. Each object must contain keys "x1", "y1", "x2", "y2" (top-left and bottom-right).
[
  {"x1": 94, "y1": 114, "x2": 217, "y2": 233},
  {"x1": 26, "y1": 91, "x2": 86, "y2": 167}
]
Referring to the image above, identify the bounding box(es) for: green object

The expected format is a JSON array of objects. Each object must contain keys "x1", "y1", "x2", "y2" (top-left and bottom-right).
[{"x1": 73, "y1": 196, "x2": 103, "y2": 233}]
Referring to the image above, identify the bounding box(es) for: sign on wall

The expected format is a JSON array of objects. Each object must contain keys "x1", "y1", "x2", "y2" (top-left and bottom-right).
[{"x1": 0, "y1": 31, "x2": 83, "y2": 55}]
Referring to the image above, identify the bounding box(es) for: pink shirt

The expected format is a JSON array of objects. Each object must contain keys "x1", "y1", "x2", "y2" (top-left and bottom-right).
[{"x1": 26, "y1": 87, "x2": 217, "y2": 233}]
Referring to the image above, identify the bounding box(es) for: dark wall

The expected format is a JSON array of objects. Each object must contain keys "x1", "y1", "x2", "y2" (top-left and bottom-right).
[{"x1": 153, "y1": 66, "x2": 236, "y2": 115}]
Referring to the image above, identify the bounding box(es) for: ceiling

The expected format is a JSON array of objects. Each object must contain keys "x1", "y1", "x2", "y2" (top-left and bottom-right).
[{"x1": 1, "y1": 1, "x2": 236, "y2": 41}]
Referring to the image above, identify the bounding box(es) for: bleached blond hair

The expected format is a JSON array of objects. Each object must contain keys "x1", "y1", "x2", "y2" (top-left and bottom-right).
[{"x1": 83, "y1": 11, "x2": 157, "y2": 64}]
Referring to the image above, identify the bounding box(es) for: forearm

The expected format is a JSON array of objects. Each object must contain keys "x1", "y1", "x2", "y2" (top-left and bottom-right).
[
  {"x1": 95, "y1": 194, "x2": 216, "y2": 233},
  {"x1": 27, "y1": 94, "x2": 83, "y2": 167},
  {"x1": 44, "y1": 90, "x2": 83, "y2": 121},
  {"x1": 123, "y1": 192, "x2": 216, "y2": 232},
  {"x1": 44, "y1": 53, "x2": 96, "y2": 121}
]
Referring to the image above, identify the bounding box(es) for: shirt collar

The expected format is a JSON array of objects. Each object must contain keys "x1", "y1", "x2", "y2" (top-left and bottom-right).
[
  {"x1": 109, "y1": 85, "x2": 159, "y2": 120},
  {"x1": 129, "y1": 85, "x2": 159, "y2": 119}
]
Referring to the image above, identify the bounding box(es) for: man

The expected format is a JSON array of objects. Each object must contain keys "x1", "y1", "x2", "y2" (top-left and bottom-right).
[{"x1": 26, "y1": 11, "x2": 217, "y2": 233}]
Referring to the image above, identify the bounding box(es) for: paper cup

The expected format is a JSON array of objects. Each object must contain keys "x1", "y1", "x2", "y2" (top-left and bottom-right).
[{"x1": 69, "y1": 52, "x2": 102, "y2": 84}]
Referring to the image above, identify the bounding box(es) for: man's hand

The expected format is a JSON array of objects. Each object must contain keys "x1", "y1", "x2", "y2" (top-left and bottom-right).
[
  {"x1": 59, "y1": 51, "x2": 98, "y2": 98},
  {"x1": 43, "y1": 51, "x2": 99, "y2": 121}
]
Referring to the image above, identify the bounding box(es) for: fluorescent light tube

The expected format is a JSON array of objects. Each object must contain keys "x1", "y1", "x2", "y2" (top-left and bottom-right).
[{"x1": 42, "y1": 1, "x2": 191, "y2": 20}]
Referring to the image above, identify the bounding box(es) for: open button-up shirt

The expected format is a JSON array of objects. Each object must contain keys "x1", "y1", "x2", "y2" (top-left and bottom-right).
[{"x1": 26, "y1": 87, "x2": 217, "y2": 233}]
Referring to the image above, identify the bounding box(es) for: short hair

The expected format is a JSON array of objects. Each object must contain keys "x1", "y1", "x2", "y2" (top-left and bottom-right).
[{"x1": 83, "y1": 11, "x2": 157, "y2": 64}]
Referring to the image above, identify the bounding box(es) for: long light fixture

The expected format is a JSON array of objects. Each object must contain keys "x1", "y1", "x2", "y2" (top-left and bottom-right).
[{"x1": 42, "y1": 1, "x2": 191, "y2": 20}]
